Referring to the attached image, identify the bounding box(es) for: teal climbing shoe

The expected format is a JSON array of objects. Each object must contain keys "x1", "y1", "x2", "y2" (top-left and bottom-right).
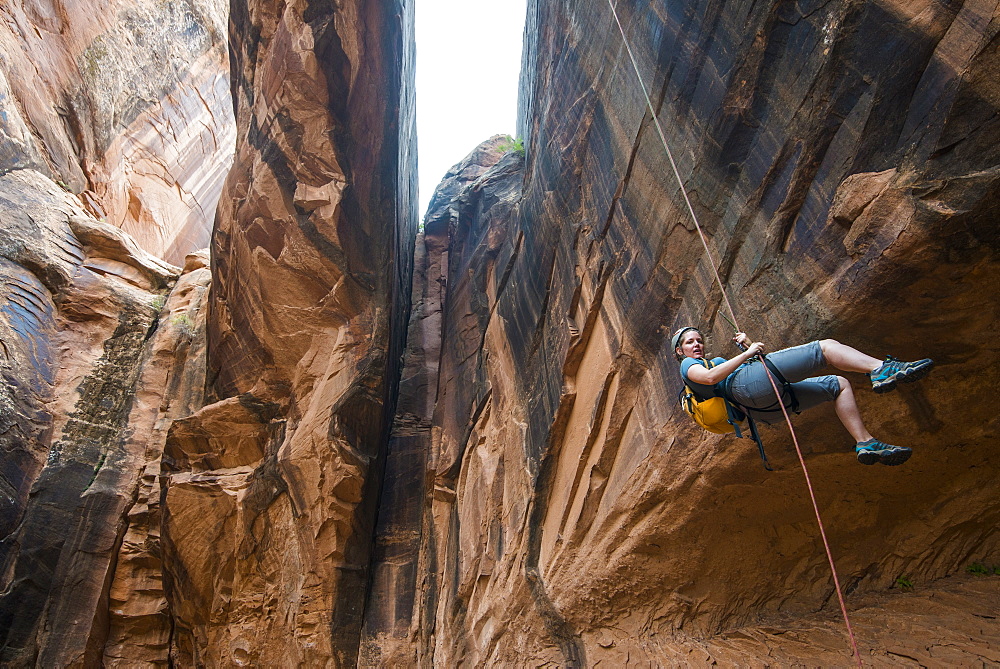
[
  {"x1": 869, "y1": 356, "x2": 934, "y2": 394},
  {"x1": 856, "y1": 439, "x2": 912, "y2": 466}
]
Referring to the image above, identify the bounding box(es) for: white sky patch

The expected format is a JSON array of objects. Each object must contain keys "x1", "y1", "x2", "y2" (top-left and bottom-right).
[{"x1": 415, "y1": 0, "x2": 527, "y2": 217}]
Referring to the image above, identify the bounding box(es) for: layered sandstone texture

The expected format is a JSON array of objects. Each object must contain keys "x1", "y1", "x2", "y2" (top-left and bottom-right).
[
  {"x1": 0, "y1": 0, "x2": 416, "y2": 663},
  {"x1": 0, "y1": 0, "x2": 232, "y2": 664},
  {"x1": 165, "y1": 0, "x2": 418, "y2": 664},
  {"x1": 0, "y1": 169, "x2": 212, "y2": 666},
  {"x1": 0, "y1": 0, "x2": 235, "y2": 264},
  {"x1": 361, "y1": 0, "x2": 1000, "y2": 665}
]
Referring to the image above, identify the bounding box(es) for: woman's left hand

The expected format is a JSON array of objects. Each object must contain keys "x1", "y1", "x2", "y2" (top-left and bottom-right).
[{"x1": 733, "y1": 332, "x2": 751, "y2": 348}]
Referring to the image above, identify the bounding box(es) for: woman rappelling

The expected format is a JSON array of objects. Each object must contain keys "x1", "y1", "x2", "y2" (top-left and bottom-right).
[{"x1": 672, "y1": 326, "x2": 934, "y2": 466}]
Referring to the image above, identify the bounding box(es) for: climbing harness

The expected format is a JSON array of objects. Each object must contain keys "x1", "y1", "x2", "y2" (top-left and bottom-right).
[
  {"x1": 606, "y1": 1, "x2": 862, "y2": 665},
  {"x1": 721, "y1": 357, "x2": 800, "y2": 416},
  {"x1": 717, "y1": 353, "x2": 801, "y2": 471}
]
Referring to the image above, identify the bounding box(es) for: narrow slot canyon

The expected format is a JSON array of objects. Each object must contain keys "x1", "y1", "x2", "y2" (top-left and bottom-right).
[{"x1": 0, "y1": 0, "x2": 997, "y2": 666}]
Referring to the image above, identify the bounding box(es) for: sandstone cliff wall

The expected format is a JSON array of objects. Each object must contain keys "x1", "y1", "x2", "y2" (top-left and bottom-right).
[
  {"x1": 0, "y1": 0, "x2": 415, "y2": 664},
  {"x1": 160, "y1": 0, "x2": 418, "y2": 664},
  {"x1": 0, "y1": 0, "x2": 233, "y2": 663},
  {"x1": 0, "y1": 168, "x2": 193, "y2": 666},
  {"x1": 2, "y1": 0, "x2": 998, "y2": 665},
  {"x1": 362, "y1": 0, "x2": 1000, "y2": 665},
  {"x1": 0, "y1": 0, "x2": 234, "y2": 263}
]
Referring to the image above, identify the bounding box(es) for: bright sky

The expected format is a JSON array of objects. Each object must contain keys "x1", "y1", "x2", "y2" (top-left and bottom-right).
[{"x1": 415, "y1": 0, "x2": 528, "y2": 217}]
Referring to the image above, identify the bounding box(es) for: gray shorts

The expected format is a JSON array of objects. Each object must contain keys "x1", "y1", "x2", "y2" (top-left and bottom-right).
[{"x1": 727, "y1": 341, "x2": 842, "y2": 424}]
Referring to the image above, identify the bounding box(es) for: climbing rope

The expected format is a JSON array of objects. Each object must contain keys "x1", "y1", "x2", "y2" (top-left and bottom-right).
[
  {"x1": 605, "y1": 1, "x2": 863, "y2": 665},
  {"x1": 605, "y1": 0, "x2": 741, "y2": 332}
]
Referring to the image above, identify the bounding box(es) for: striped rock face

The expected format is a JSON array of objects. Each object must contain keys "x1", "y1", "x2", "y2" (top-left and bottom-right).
[
  {"x1": 0, "y1": 0, "x2": 235, "y2": 265},
  {"x1": 0, "y1": 0, "x2": 232, "y2": 663}
]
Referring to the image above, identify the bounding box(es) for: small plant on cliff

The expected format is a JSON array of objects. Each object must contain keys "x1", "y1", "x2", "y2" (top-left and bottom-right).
[
  {"x1": 966, "y1": 562, "x2": 997, "y2": 576},
  {"x1": 171, "y1": 313, "x2": 196, "y2": 338},
  {"x1": 150, "y1": 295, "x2": 167, "y2": 313},
  {"x1": 496, "y1": 135, "x2": 525, "y2": 156},
  {"x1": 894, "y1": 574, "x2": 913, "y2": 590},
  {"x1": 86, "y1": 451, "x2": 107, "y2": 490}
]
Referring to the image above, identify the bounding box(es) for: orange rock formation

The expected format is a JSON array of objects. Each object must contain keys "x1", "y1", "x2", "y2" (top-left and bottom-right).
[
  {"x1": 0, "y1": 0, "x2": 998, "y2": 666},
  {"x1": 0, "y1": 0, "x2": 234, "y2": 264}
]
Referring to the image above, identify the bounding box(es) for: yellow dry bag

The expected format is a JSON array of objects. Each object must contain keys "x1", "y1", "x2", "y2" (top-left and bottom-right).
[{"x1": 679, "y1": 360, "x2": 737, "y2": 434}]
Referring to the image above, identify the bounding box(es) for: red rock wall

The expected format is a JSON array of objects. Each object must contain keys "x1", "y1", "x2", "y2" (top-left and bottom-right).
[
  {"x1": 362, "y1": 0, "x2": 1000, "y2": 665},
  {"x1": 0, "y1": 168, "x2": 194, "y2": 666},
  {"x1": 0, "y1": 0, "x2": 416, "y2": 664},
  {"x1": 0, "y1": 0, "x2": 234, "y2": 264},
  {"x1": 156, "y1": 0, "x2": 418, "y2": 664},
  {"x1": 0, "y1": 0, "x2": 234, "y2": 663},
  {"x1": 2, "y1": 0, "x2": 998, "y2": 664}
]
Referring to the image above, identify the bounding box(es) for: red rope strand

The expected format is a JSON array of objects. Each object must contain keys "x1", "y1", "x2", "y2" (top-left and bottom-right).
[{"x1": 759, "y1": 360, "x2": 863, "y2": 665}]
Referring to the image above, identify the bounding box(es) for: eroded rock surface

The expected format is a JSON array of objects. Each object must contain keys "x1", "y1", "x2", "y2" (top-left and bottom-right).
[
  {"x1": 1, "y1": 0, "x2": 998, "y2": 664},
  {"x1": 1, "y1": 0, "x2": 417, "y2": 661},
  {"x1": 0, "y1": 0, "x2": 235, "y2": 263},
  {"x1": 102, "y1": 252, "x2": 211, "y2": 667},
  {"x1": 0, "y1": 0, "x2": 232, "y2": 662},
  {"x1": 162, "y1": 0, "x2": 418, "y2": 664},
  {"x1": 361, "y1": 0, "x2": 1000, "y2": 665},
  {"x1": 0, "y1": 169, "x2": 191, "y2": 666},
  {"x1": 361, "y1": 136, "x2": 526, "y2": 665}
]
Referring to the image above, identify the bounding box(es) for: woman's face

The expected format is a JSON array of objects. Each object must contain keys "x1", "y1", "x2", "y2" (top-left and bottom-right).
[{"x1": 677, "y1": 330, "x2": 705, "y2": 359}]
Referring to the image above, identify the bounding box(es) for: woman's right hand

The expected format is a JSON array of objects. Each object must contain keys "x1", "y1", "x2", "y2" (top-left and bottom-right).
[{"x1": 745, "y1": 341, "x2": 765, "y2": 357}]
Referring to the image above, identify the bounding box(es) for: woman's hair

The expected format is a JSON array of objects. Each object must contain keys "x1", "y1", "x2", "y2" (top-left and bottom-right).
[{"x1": 671, "y1": 326, "x2": 702, "y2": 361}]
